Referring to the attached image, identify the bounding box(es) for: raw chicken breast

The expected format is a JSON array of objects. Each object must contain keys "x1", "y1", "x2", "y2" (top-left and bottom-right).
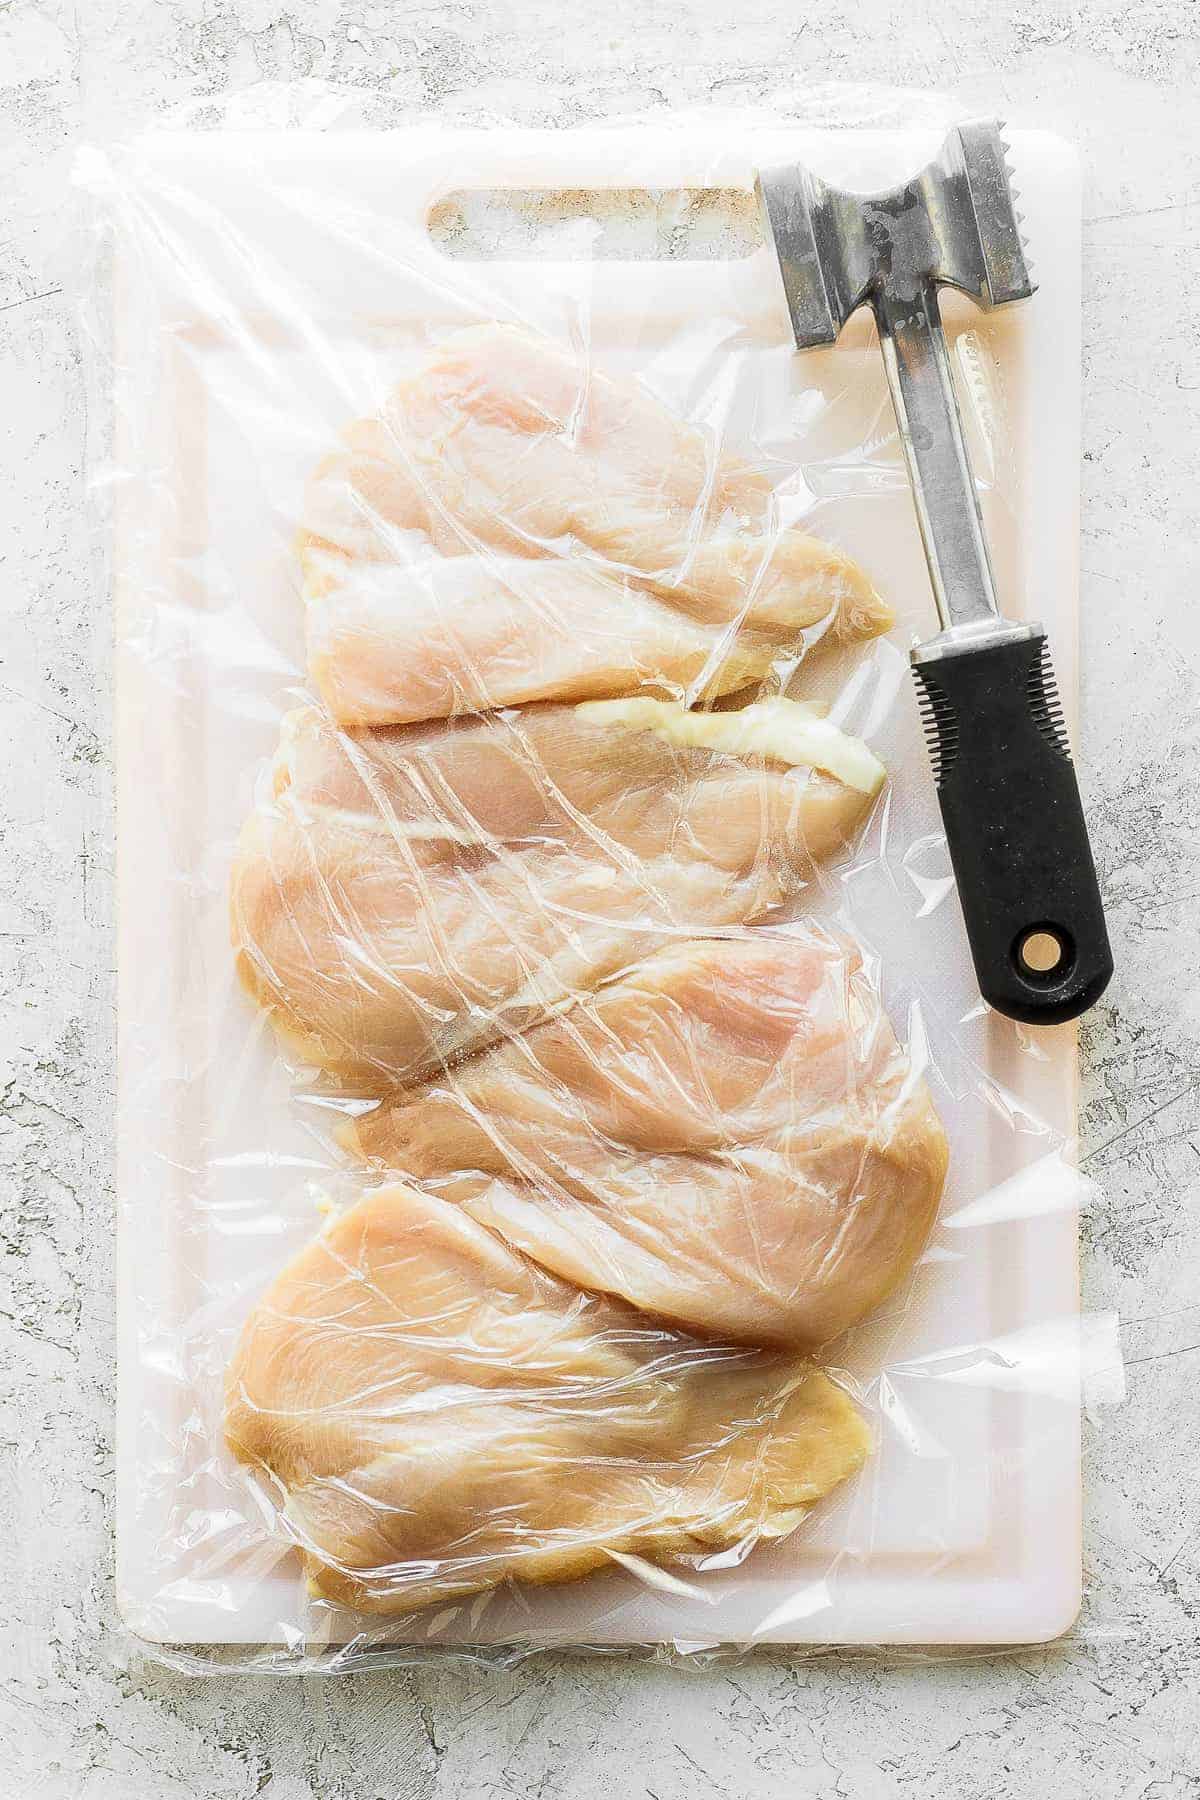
[
  {"x1": 346, "y1": 933, "x2": 948, "y2": 1346},
  {"x1": 302, "y1": 548, "x2": 795, "y2": 729},
  {"x1": 224, "y1": 1182, "x2": 870, "y2": 1615},
  {"x1": 231, "y1": 699, "x2": 883, "y2": 1086},
  {"x1": 298, "y1": 325, "x2": 891, "y2": 726}
]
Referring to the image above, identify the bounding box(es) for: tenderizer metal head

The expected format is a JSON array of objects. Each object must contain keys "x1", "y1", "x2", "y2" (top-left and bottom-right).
[{"x1": 759, "y1": 120, "x2": 1035, "y2": 351}]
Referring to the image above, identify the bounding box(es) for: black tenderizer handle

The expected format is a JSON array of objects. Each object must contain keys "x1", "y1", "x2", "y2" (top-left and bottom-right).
[{"x1": 912, "y1": 630, "x2": 1112, "y2": 1025}]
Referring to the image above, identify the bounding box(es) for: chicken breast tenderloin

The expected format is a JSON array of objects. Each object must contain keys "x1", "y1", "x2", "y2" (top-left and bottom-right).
[
  {"x1": 224, "y1": 1182, "x2": 870, "y2": 1616},
  {"x1": 344, "y1": 933, "x2": 948, "y2": 1347},
  {"x1": 298, "y1": 325, "x2": 892, "y2": 727},
  {"x1": 230, "y1": 699, "x2": 883, "y2": 1087}
]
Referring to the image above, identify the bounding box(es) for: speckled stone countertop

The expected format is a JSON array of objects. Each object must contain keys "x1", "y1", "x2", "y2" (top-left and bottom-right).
[{"x1": 2, "y1": 4, "x2": 1198, "y2": 1795}]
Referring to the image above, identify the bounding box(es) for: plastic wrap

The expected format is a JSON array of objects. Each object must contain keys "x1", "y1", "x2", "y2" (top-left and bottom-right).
[{"x1": 77, "y1": 86, "x2": 1123, "y2": 1670}]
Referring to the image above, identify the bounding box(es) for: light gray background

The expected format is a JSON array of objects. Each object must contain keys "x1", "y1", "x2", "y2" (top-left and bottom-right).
[{"x1": 1, "y1": 2, "x2": 1198, "y2": 1795}]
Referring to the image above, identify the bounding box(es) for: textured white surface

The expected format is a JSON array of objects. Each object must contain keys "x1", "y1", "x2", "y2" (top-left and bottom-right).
[{"x1": 1, "y1": 2, "x2": 1199, "y2": 1795}]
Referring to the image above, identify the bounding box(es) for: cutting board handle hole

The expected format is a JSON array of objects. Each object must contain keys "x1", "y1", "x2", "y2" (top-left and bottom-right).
[{"x1": 426, "y1": 188, "x2": 762, "y2": 261}]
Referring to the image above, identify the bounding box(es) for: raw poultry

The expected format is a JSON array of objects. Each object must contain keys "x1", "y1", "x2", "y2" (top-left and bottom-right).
[
  {"x1": 231, "y1": 697, "x2": 883, "y2": 1087},
  {"x1": 298, "y1": 324, "x2": 891, "y2": 726},
  {"x1": 344, "y1": 931, "x2": 948, "y2": 1347},
  {"x1": 225, "y1": 1182, "x2": 871, "y2": 1615},
  {"x1": 226, "y1": 322, "x2": 935, "y2": 1617}
]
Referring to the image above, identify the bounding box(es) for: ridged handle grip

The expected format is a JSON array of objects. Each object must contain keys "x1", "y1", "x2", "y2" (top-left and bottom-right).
[{"x1": 912, "y1": 631, "x2": 1112, "y2": 1024}]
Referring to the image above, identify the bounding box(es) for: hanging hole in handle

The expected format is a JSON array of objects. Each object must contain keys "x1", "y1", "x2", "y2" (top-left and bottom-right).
[
  {"x1": 1014, "y1": 925, "x2": 1076, "y2": 984},
  {"x1": 426, "y1": 188, "x2": 763, "y2": 262}
]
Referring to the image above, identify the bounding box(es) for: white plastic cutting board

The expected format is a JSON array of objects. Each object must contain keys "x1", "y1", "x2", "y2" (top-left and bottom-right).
[{"x1": 113, "y1": 126, "x2": 1084, "y2": 1650}]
